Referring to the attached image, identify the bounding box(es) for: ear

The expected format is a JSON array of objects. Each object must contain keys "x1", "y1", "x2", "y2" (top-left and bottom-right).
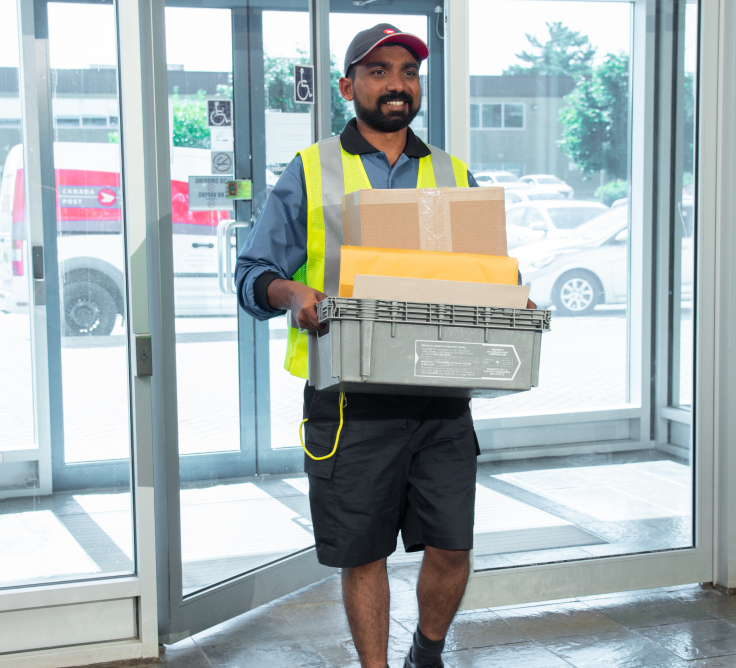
[{"x1": 339, "y1": 76, "x2": 354, "y2": 102}]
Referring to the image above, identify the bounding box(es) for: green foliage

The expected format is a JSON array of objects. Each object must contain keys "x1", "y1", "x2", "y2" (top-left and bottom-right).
[
  {"x1": 264, "y1": 50, "x2": 310, "y2": 113},
  {"x1": 504, "y1": 22, "x2": 596, "y2": 78},
  {"x1": 683, "y1": 71, "x2": 695, "y2": 176},
  {"x1": 330, "y1": 55, "x2": 352, "y2": 136},
  {"x1": 595, "y1": 179, "x2": 627, "y2": 206},
  {"x1": 107, "y1": 131, "x2": 119, "y2": 144},
  {"x1": 557, "y1": 53, "x2": 630, "y2": 180},
  {"x1": 171, "y1": 87, "x2": 210, "y2": 149}
]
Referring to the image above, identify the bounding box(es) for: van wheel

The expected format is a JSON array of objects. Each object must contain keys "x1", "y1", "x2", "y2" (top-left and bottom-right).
[
  {"x1": 553, "y1": 270, "x2": 602, "y2": 316},
  {"x1": 62, "y1": 282, "x2": 117, "y2": 336}
]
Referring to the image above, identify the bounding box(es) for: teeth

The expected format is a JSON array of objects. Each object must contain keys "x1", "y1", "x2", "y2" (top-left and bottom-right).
[{"x1": 386, "y1": 101, "x2": 404, "y2": 106}]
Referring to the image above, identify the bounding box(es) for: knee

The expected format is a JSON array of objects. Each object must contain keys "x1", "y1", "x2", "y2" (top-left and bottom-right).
[
  {"x1": 342, "y1": 557, "x2": 387, "y2": 581},
  {"x1": 424, "y1": 547, "x2": 470, "y2": 572}
]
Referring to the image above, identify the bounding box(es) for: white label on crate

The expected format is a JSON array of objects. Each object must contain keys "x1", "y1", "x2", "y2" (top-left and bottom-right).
[{"x1": 414, "y1": 341, "x2": 520, "y2": 381}]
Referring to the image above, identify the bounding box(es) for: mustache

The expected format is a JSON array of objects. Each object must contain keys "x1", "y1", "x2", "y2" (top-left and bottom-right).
[{"x1": 376, "y1": 91, "x2": 414, "y2": 107}]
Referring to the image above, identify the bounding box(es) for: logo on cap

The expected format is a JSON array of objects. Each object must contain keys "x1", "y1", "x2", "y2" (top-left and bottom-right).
[{"x1": 384, "y1": 29, "x2": 395, "y2": 34}]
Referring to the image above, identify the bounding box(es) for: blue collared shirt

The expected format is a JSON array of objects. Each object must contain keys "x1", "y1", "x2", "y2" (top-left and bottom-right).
[{"x1": 235, "y1": 121, "x2": 478, "y2": 320}]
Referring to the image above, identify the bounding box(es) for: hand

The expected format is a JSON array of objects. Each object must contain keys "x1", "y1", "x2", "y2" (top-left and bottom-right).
[
  {"x1": 526, "y1": 298, "x2": 537, "y2": 309},
  {"x1": 267, "y1": 278, "x2": 327, "y2": 330}
]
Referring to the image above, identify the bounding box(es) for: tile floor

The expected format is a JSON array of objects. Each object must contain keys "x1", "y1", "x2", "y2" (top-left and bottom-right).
[{"x1": 120, "y1": 573, "x2": 736, "y2": 668}]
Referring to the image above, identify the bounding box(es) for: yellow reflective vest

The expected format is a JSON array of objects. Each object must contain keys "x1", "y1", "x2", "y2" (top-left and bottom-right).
[{"x1": 284, "y1": 135, "x2": 470, "y2": 379}]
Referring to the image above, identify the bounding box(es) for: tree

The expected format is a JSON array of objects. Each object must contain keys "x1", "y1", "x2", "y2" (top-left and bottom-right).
[
  {"x1": 264, "y1": 51, "x2": 310, "y2": 113},
  {"x1": 171, "y1": 87, "x2": 210, "y2": 149},
  {"x1": 503, "y1": 22, "x2": 596, "y2": 79},
  {"x1": 557, "y1": 53, "x2": 630, "y2": 180},
  {"x1": 682, "y1": 71, "x2": 695, "y2": 177}
]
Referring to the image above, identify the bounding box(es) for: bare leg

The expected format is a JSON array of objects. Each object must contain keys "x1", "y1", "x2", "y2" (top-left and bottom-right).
[
  {"x1": 342, "y1": 558, "x2": 390, "y2": 668},
  {"x1": 416, "y1": 547, "x2": 470, "y2": 641}
]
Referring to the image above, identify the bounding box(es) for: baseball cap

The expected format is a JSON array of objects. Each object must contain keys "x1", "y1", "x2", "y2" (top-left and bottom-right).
[{"x1": 343, "y1": 23, "x2": 429, "y2": 77}]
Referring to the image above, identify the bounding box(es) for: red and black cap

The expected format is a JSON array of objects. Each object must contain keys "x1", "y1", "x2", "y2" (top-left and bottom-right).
[{"x1": 343, "y1": 23, "x2": 429, "y2": 77}]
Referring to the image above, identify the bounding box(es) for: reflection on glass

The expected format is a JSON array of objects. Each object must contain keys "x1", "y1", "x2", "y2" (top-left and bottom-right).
[
  {"x1": 165, "y1": 6, "x2": 316, "y2": 597},
  {"x1": 164, "y1": 7, "x2": 240, "y2": 457},
  {"x1": 0, "y1": 0, "x2": 34, "y2": 454},
  {"x1": 471, "y1": 0, "x2": 632, "y2": 417},
  {"x1": 0, "y1": 1, "x2": 134, "y2": 589},
  {"x1": 466, "y1": 0, "x2": 693, "y2": 570},
  {"x1": 671, "y1": 1, "x2": 697, "y2": 409},
  {"x1": 330, "y1": 13, "x2": 429, "y2": 140},
  {"x1": 262, "y1": 10, "x2": 314, "y2": 448}
]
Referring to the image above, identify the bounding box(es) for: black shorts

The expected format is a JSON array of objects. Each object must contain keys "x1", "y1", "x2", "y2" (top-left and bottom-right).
[{"x1": 302, "y1": 384, "x2": 479, "y2": 568}]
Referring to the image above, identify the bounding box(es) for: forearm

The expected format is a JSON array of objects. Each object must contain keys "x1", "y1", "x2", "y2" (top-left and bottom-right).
[{"x1": 267, "y1": 278, "x2": 327, "y2": 330}]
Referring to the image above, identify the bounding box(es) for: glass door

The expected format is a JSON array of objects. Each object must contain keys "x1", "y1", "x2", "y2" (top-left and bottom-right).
[
  {"x1": 460, "y1": 0, "x2": 710, "y2": 607},
  {"x1": 157, "y1": 0, "x2": 333, "y2": 642}
]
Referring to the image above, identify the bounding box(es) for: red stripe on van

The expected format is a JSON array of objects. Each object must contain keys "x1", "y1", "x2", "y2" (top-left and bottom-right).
[{"x1": 171, "y1": 178, "x2": 231, "y2": 227}]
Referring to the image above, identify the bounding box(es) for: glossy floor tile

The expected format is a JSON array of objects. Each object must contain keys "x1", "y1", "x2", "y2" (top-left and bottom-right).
[{"x1": 107, "y1": 576, "x2": 736, "y2": 668}]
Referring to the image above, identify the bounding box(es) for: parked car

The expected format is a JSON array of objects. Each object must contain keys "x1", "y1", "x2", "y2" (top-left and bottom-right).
[
  {"x1": 520, "y1": 174, "x2": 574, "y2": 199},
  {"x1": 473, "y1": 170, "x2": 528, "y2": 190},
  {"x1": 505, "y1": 189, "x2": 565, "y2": 206},
  {"x1": 516, "y1": 206, "x2": 694, "y2": 315},
  {"x1": 505, "y1": 201, "x2": 610, "y2": 250}
]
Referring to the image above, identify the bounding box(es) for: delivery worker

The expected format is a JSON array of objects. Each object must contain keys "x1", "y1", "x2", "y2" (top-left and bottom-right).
[{"x1": 235, "y1": 24, "x2": 532, "y2": 668}]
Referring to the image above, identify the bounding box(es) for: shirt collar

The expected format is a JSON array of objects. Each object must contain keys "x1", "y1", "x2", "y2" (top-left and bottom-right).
[{"x1": 339, "y1": 117, "x2": 431, "y2": 159}]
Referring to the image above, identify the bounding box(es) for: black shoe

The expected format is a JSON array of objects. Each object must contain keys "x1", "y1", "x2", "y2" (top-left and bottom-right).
[{"x1": 404, "y1": 650, "x2": 444, "y2": 668}]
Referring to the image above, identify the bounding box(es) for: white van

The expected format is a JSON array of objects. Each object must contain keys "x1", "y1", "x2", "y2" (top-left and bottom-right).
[{"x1": 0, "y1": 143, "x2": 237, "y2": 335}]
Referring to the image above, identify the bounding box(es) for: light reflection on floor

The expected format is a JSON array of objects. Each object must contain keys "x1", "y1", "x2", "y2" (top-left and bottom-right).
[{"x1": 0, "y1": 454, "x2": 692, "y2": 591}]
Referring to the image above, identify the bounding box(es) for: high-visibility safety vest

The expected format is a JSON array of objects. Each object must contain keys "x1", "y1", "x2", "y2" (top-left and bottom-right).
[{"x1": 284, "y1": 135, "x2": 470, "y2": 379}]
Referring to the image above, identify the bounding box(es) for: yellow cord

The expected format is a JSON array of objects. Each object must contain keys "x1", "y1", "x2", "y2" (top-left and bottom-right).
[{"x1": 300, "y1": 392, "x2": 345, "y2": 460}]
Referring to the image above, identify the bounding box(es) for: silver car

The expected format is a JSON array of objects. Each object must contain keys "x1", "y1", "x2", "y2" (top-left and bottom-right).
[
  {"x1": 516, "y1": 207, "x2": 694, "y2": 315},
  {"x1": 520, "y1": 174, "x2": 574, "y2": 199},
  {"x1": 505, "y1": 201, "x2": 610, "y2": 250}
]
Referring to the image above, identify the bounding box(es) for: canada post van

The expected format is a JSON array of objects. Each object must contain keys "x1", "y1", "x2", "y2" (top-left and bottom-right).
[{"x1": 0, "y1": 143, "x2": 236, "y2": 335}]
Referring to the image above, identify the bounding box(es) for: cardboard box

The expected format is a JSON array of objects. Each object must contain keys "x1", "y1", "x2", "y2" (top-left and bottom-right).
[
  {"x1": 342, "y1": 187, "x2": 507, "y2": 256},
  {"x1": 339, "y1": 246, "x2": 519, "y2": 298},
  {"x1": 352, "y1": 275, "x2": 530, "y2": 308}
]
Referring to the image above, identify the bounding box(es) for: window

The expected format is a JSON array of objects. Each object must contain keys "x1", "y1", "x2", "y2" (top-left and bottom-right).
[
  {"x1": 470, "y1": 103, "x2": 480, "y2": 128},
  {"x1": 81, "y1": 116, "x2": 107, "y2": 126},
  {"x1": 482, "y1": 103, "x2": 502, "y2": 127},
  {"x1": 470, "y1": 102, "x2": 525, "y2": 129},
  {"x1": 55, "y1": 116, "x2": 80, "y2": 127}
]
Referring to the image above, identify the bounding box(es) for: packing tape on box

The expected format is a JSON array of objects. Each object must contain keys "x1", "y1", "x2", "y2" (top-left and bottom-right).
[{"x1": 418, "y1": 190, "x2": 453, "y2": 252}]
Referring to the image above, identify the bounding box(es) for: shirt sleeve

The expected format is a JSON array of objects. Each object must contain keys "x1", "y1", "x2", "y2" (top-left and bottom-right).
[
  {"x1": 467, "y1": 170, "x2": 479, "y2": 188},
  {"x1": 234, "y1": 155, "x2": 308, "y2": 320}
]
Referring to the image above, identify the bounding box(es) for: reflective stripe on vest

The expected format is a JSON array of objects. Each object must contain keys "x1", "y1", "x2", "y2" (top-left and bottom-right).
[{"x1": 284, "y1": 139, "x2": 470, "y2": 379}]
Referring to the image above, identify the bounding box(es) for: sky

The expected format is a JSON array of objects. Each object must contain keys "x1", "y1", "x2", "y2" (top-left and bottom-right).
[{"x1": 0, "y1": 0, "x2": 698, "y2": 74}]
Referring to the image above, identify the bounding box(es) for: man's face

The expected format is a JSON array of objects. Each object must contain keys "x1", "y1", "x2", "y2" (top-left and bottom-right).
[{"x1": 340, "y1": 44, "x2": 421, "y2": 133}]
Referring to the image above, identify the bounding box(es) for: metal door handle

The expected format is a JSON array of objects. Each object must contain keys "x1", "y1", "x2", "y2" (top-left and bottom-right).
[{"x1": 217, "y1": 219, "x2": 249, "y2": 295}]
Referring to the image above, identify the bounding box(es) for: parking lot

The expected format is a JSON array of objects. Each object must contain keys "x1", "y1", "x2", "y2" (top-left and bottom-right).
[{"x1": 0, "y1": 305, "x2": 693, "y2": 464}]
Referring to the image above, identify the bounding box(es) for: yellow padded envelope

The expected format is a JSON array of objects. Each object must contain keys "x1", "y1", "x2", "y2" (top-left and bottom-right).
[{"x1": 339, "y1": 246, "x2": 519, "y2": 298}]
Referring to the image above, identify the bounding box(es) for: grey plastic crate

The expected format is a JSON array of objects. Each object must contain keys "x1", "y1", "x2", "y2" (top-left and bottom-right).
[{"x1": 307, "y1": 297, "x2": 551, "y2": 398}]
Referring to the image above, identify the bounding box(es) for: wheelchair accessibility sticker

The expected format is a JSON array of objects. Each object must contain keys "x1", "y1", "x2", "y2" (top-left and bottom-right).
[
  {"x1": 207, "y1": 99, "x2": 232, "y2": 127},
  {"x1": 294, "y1": 65, "x2": 314, "y2": 105}
]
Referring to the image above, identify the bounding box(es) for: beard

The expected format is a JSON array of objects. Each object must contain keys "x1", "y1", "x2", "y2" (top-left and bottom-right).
[{"x1": 353, "y1": 90, "x2": 420, "y2": 133}]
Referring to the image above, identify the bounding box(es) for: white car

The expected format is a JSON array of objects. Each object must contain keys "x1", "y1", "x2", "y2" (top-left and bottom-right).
[
  {"x1": 517, "y1": 206, "x2": 694, "y2": 315},
  {"x1": 520, "y1": 174, "x2": 574, "y2": 199},
  {"x1": 505, "y1": 201, "x2": 610, "y2": 250},
  {"x1": 504, "y1": 189, "x2": 565, "y2": 206},
  {"x1": 473, "y1": 170, "x2": 528, "y2": 190}
]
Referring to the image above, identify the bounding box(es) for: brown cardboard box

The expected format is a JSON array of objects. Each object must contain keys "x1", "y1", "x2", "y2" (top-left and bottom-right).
[
  {"x1": 342, "y1": 187, "x2": 507, "y2": 256},
  {"x1": 352, "y1": 275, "x2": 530, "y2": 308}
]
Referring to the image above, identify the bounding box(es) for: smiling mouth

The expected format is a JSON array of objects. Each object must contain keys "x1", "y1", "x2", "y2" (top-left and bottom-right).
[{"x1": 383, "y1": 100, "x2": 408, "y2": 111}]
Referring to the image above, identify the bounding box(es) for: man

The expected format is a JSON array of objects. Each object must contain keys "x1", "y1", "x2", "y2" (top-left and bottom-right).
[{"x1": 235, "y1": 24, "x2": 532, "y2": 668}]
